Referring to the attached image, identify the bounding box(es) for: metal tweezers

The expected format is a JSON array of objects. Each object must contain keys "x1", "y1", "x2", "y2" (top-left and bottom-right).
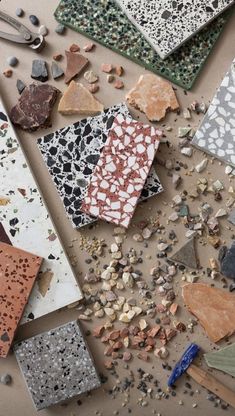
[{"x1": 0, "y1": 10, "x2": 45, "y2": 51}]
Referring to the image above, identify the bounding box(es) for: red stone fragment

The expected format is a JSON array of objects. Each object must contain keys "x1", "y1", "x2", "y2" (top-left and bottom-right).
[
  {"x1": 137, "y1": 352, "x2": 149, "y2": 361},
  {"x1": 147, "y1": 325, "x2": 161, "y2": 338},
  {"x1": 104, "y1": 345, "x2": 113, "y2": 356},
  {"x1": 114, "y1": 79, "x2": 124, "y2": 89},
  {"x1": 113, "y1": 341, "x2": 123, "y2": 351},
  {"x1": 101, "y1": 63, "x2": 113, "y2": 73},
  {"x1": 145, "y1": 345, "x2": 153, "y2": 352},
  {"x1": 92, "y1": 325, "x2": 105, "y2": 338},
  {"x1": 146, "y1": 337, "x2": 156, "y2": 347},
  {"x1": 109, "y1": 330, "x2": 120, "y2": 341},
  {"x1": 165, "y1": 328, "x2": 177, "y2": 341},
  {"x1": 156, "y1": 304, "x2": 167, "y2": 313},
  {"x1": 115, "y1": 66, "x2": 124, "y2": 76},
  {"x1": 53, "y1": 54, "x2": 63, "y2": 61},
  {"x1": 69, "y1": 43, "x2": 80, "y2": 52},
  {"x1": 120, "y1": 327, "x2": 129, "y2": 338},
  {"x1": 123, "y1": 351, "x2": 132, "y2": 362}
]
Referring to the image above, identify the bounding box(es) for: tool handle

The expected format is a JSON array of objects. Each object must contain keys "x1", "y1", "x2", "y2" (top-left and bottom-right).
[{"x1": 187, "y1": 364, "x2": 235, "y2": 409}]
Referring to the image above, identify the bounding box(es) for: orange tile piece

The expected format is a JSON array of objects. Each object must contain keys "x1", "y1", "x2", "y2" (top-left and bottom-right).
[
  {"x1": 0, "y1": 242, "x2": 42, "y2": 357},
  {"x1": 182, "y1": 283, "x2": 235, "y2": 343}
]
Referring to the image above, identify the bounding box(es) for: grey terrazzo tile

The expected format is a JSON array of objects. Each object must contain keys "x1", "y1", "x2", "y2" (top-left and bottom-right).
[
  {"x1": 115, "y1": 0, "x2": 234, "y2": 59},
  {"x1": 14, "y1": 321, "x2": 101, "y2": 410},
  {"x1": 192, "y1": 59, "x2": 235, "y2": 167},
  {"x1": 37, "y1": 103, "x2": 163, "y2": 229}
]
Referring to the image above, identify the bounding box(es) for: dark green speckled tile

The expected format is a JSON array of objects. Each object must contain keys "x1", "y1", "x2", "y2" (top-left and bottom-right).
[{"x1": 54, "y1": 0, "x2": 230, "y2": 90}]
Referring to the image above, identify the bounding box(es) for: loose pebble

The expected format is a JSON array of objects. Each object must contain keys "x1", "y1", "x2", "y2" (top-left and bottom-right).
[
  {"x1": 83, "y1": 43, "x2": 95, "y2": 52},
  {"x1": 88, "y1": 84, "x2": 99, "y2": 94},
  {"x1": 39, "y1": 25, "x2": 48, "y2": 36},
  {"x1": 53, "y1": 53, "x2": 63, "y2": 61},
  {"x1": 70, "y1": 43, "x2": 80, "y2": 53},
  {"x1": 114, "y1": 80, "x2": 124, "y2": 89},
  {"x1": 84, "y1": 70, "x2": 99, "y2": 84},
  {"x1": 0, "y1": 374, "x2": 12, "y2": 385},
  {"x1": 101, "y1": 63, "x2": 113, "y2": 73},
  {"x1": 3, "y1": 69, "x2": 13, "y2": 78},
  {"x1": 55, "y1": 23, "x2": 65, "y2": 34},
  {"x1": 16, "y1": 79, "x2": 26, "y2": 95},
  {"x1": 7, "y1": 56, "x2": 18, "y2": 67},
  {"x1": 15, "y1": 8, "x2": 24, "y2": 17},
  {"x1": 29, "y1": 15, "x2": 39, "y2": 26}
]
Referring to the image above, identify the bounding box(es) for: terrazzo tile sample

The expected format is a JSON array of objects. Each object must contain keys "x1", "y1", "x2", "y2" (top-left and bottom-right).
[
  {"x1": 0, "y1": 98, "x2": 83, "y2": 324},
  {"x1": 192, "y1": 59, "x2": 235, "y2": 166},
  {"x1": 0, "y1": 242, "x2": 42, "y2": 358},
  {"x1": 14, "y1": 320, "x2": 101, "y2": 410},
  {"x1": 55, "y1": 0, "x2": 229, "y2": 89},
  {"x1": 37, "y1": 103, "x2": 163, "y2": 229},
  {"x1": 115, "y1": 0, "x2": 234, "y2": 59},
  {"x1": 81, "y1": 115, "x2": 161, "y2": 227}
]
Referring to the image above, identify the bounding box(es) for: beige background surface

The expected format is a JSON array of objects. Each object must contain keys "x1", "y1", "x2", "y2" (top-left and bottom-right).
[{"x1": 0, "y1": 0, "x2": 235, "y2": 415}]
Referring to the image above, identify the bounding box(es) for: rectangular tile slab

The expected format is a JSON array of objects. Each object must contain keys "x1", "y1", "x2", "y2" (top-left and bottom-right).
[
  {"x1": 81, "y1": 115, "x2": 161, "y2": 227},
  {"x1": 54, "y1": 0, "x2": 230, "y2": 90},
  {"x1": 115, "y1": 0, "x2": 234, "y2": 59},
  {"x1": 14, "y1": 320, "x2": 101, "y2": 410},
  {"x1": 0, "y1": 242, "x2": 42, "y2": 357},
  {"x1": 37, "y1": 103, "x2": 163, "y2": 229},
  {"x1": 0, "y1": 98, "x2": 83, "y2": 324},
  {"x1": 192, "y1": 59, "x2": 235, "y2": 167}
]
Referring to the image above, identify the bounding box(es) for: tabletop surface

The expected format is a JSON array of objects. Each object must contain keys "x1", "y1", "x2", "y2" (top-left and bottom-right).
[{"x1": 0, "y1": 1, "x2": 235, "y2": 416}]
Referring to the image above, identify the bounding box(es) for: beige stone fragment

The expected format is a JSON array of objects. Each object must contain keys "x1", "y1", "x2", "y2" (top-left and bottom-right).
[
  {"x1": 37, "y1": 271, "x2": 53, "y2": 297},
  {"x1": 58, "y1": 81, "x2": 104, "y2": 115},
  {"x1": 182, "y1": 283, "x2": 235, "y2": 342},
  {"x1": 126, "y1": 74, "x2": 179, "y2": 121}
]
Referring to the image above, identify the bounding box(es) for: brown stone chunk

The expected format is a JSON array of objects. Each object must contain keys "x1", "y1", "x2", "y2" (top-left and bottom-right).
[
  {"x1": 147, "y1": 325, "x2": 161, "y2": 338},
  {"x1": 165, "y1": 328, "x2": 177, "y2": 341},
  {"x1": 183, "y1": 283, "x2": 235, "y2": 342},
  {"x1": 123, "y1": 351, "x2": 132, "y2": 362},
  {"x1": 10, "y1": 83, "x2": 59, "y2": 131},
  {"x1": 115, "y1": 66, "x2": 124, "y2": 76},
  {"x1": 69, "y1": 43, "x2": 80, "y2": 52},
  {"x1": 53, "y1": 54, "x2": 63, "y2": 61},
  {"x1": 58, "y1": 81, "x2": 104, "y2": 116},
  {"x1": 109, "y1": 330, "x2": 120, "y2": 341},
  {"x1": 92, "y1": 325, "x2": 105, "y2": 338},
  {"x1": 126, "y1": 73, "x2": 179, "y2": 121},
  {"x1": 114, "y1": 80, "x2": 124, "y2": 89},
  {"x1": 3, "y1": 69, "x2": 13, "y2": 78},
  {"x1": 64, "y1": 51, "x2": 89, "y2": 84},
  {"x1": 101, "y1": 63, "x2": 113, "y2": 73},
  {"x1": 137, "y1": 352, "x2": 149, "y2": 361},
  {"x1": 169, "y1": 303, "x2": 179, "y2": 316}
]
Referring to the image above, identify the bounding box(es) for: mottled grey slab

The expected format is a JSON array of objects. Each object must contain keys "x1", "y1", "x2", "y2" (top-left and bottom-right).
[
  {"x1": 14, "y1": 321, "x2": 101, "y2": 410},
  {"x1": 193, "y1": 59, "x2": 235, "y2": 166}
]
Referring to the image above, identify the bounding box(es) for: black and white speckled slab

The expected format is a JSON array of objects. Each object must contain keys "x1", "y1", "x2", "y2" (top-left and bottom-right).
[
  {"x1": 115, "y1": 0, "x2": 234, "y2": 59},
  {"x1": 37, "y1": 103, "x2": 163, "y2": 229},
  {"x1": 192, "y1": 59, "x2": 235, "y2": 167},
  {"x1": 14, "y1": 321, "x2": 101, "y2": 410}
]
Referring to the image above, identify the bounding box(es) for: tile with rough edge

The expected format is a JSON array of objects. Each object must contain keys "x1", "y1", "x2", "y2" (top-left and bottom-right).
[
  {"x1": 64, "y1": 51, "x2": 89, "y2": 84},
  {"x1": 0, "y1": 242, "x2": 43, "y2": 358},
  {"x1": 54, "y1": 0, "x2": 230, "y2": 90},
  {"x1": 204, "y1": 343, "x2": 235, "y2": 377},
  {"x1": 0, "y1": 97, "x2": 83, "y2": 324},
  {"x1": 81, "y1": 115, "x2": 161, "y2": 228},
  {"x1": 115, "y1": 0, "x2": 234, "y2": 59},
  {"x1": 14, "y1": 320, "x2": 101, "y2": 410},
  {"x1": 0, "y1": 223, "x2": 12, "y2": 245},
  {"x1": 170, "y1": 238, "x2": 199, "y2": 269},
  {"x1": 58, "y1": 81, "x2": 104, "y2": 115},
  {"x1": 182, "y1": 283, "x2": 235, "y2": 342},
  {"x1": 126, "y1": 74, "x2": 179, "y2": 122},
  {"x1": 193, "y1": 59, "x2": 235, "y2": 166},
  {"x1": 38, "y1": 103, "x2": 163, "y2": 229}
]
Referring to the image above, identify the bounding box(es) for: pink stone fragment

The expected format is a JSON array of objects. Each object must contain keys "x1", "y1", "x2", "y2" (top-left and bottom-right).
[
  {"x1": 83, "y1": 43, "x2": 95, "y2": 52},
  {"x1": 101, "y1": 63, "x2": 113, "y2": 73},
  {"x1": 81, "y1": 115, "x2": 162, "y2": 228}
]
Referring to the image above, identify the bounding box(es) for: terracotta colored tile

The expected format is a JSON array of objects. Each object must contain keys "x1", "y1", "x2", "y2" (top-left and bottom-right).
[
  {"x1": 0, "y1": 242, "x2": 42, "y2": 357},
  {"x1": 182, "y1": 283, "x2": 235, "y2": 343},
  {"x1": 81, "y1": 115, "x2": 161, "y2": 228}
]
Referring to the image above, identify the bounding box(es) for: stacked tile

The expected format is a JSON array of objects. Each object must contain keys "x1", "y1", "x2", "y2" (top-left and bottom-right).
[
  {"x1": 0, "y1": 97, "x2": 82, "y2": 324},
  {"x1": 0, "y1": 242, "x2": 42, "y2": 357},
  {"x1": 115, "y1": 0, "x2": 234, "y2": 58},
  {"x1": 192, "y1": 58, "x2": 235, "y2": 167},
  {"x1": 14, "y1": 321, "x2": 101, "y2": 410},
  {"x1": 81, "y1": 115, "x2": 162, "y2": 227},
  {"x1": 37, "y1": 103, "x2": 163, "y2": 229}
]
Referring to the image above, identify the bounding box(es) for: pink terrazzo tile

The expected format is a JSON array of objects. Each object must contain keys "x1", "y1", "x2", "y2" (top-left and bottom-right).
[{"x1": 81, "y1": 115, "x2": 162, "y2": 228}]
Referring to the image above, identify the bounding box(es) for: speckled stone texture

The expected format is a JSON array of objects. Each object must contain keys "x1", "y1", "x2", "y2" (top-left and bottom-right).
[
  {"x1": 115, "y1": 0, "x2": 234, "y2": 58},
  {"x1": 38, "y1": 103, "x2": 163, "y2": 229},
  {"x1": 0, "y1": 242, "x2": 42, "y2": 358},
  {"x1": 193, "y1": 59, "x2": 235, "y2": 166},
  {"x1": 54, "y1": 0, "x2": 229, "y2": 90},
  {"x1": 14, "y1": 321, "x2": 101, "y2": 410},
  {"x1": 81, "y1": 115, "x2": 161, "y2": 228}
]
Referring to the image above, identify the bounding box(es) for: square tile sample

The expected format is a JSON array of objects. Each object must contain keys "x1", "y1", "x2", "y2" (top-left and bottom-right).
[
  {"x1": 0, "y1": 242, "x2": 42, "y2": 357},
  {"x1": 14, "y1": 320, "x2": 101, "y2": 410},
  {"x1": 37, "y1": 103, "x2": 163, "y2": 229},
  {"x1": 0, "y1": 97, "x2": 83, "y2": 325},
  {"x1": 81, "y1": 115, "x2": 161, "y2": 228},
  {"x1": 192, "y1": 59, "x2": 235, "y2": 166},
  {"x1": 115, "y1": 0, "x2": 234, "y2": 59},
  {"x1": 55, "y1": 0, "x2": 229, "y2": 90}
]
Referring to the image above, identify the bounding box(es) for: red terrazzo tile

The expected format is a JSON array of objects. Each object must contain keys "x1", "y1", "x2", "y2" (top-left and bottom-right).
[
  {"x1": 0, "y1": 242, "x2": 43, "y2": 357},
  {"x1": 81, "y1": 115, "x2": 162, "y2": 228}
]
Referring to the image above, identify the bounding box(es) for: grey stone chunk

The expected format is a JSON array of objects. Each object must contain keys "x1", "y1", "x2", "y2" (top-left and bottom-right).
[
  {"x1": 170, "y1": 237, "x2": 199, "y2": 269},
  {"x1": 14, "y1": 321, "x2": 101, "y2": 410},
  {"x1": 16, "y1": 79, "x2": 26, "y2": 95},
  {"x1": 221, "y1": 241, "x2": 235, "y2": 280},
  {"x1": 31, "y1": 60, "x2": 48, "y2": 82},
  {"x1": 0, "y1": 373, "x2": 12, "y2": 385},
  {"x1": 15, "y1": 8, "x2": 24, "y2": 17},
  {"x1": 51, "y1": 61, "x2": 64, "y2": 80},
  {"x1": 228, "y1": 209, "x2": 235, "y2": 225},
  {"x1": 7, "y1": 56, "x2": 18, "y2": 67},
  {"x1": 55, "y1": 23, "x2": 66, "y2": 34},
  {"x1": 29, "y1": 15, "x2": 39, "y2": 26}
]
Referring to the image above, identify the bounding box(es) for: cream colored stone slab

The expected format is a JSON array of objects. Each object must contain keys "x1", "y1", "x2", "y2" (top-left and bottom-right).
[{"x1": 58, "y1": 81, "x2": 104, "y2": 115}]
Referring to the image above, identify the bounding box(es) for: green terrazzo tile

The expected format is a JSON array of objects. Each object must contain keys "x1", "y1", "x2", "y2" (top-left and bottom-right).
[
  {"x1": 54, "y1": 0, "x2": 230, "y2": 90},
  {"x1": 204, "y1": 344, "x2": 235, "y2": 378}
]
